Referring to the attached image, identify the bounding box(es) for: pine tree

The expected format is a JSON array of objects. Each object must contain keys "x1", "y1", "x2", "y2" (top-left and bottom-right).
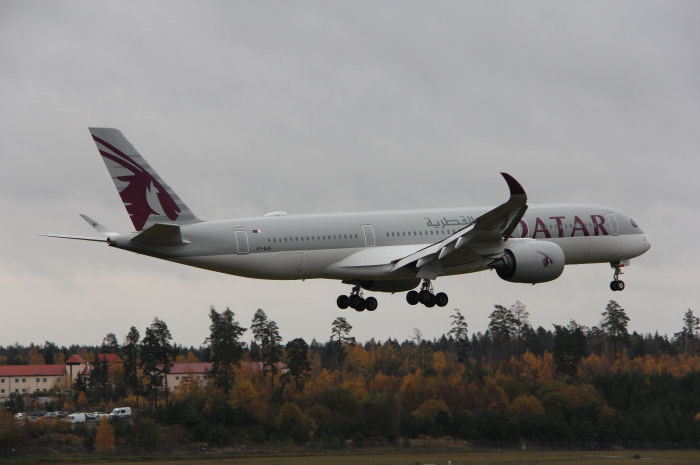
[
  {"x1": 285, "y1": 338, "x2": 311, "y2": 391},
  {"x1": 675, "y1": 308, "x2": 699, "y2": 354},
  {"x1": 601, "y1": 300, "x2": 630, "y2": 358},
  {"x1": 488, "y1": 304, "x2": 517, "y2": 358},
  {"x1": 102, "y1": 333, "x2": 119, "y2": 354},
  {"x1": 330, "y1": 317, "x2": 354, "y2": 373},
  {"x1": 207, "y1": 306, "x2": 246, "y2": 395},
  {"x1": 262, "y1": 319, "x2": 283, "y2": 387},
  {"x1": 448, "y1": 309, "x2": 470, "y2": 362},
  {"x1": 141, "y1": 318, "x2": 174, "y2": 405},
  {"x1": 122, "y1": 326, "x2": 140, "y2": 394},
  {"x1": 553, "y1": 320, "x2": 587, "y2": 376}
]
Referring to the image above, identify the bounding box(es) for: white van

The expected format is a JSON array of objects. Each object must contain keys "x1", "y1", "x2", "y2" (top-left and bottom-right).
[
  {"x1": 68, "y1": 413, "x2": 86, "y2": 424},
  {"x1": 109, "y1": 407, "x2": 131, "y2": 419}
]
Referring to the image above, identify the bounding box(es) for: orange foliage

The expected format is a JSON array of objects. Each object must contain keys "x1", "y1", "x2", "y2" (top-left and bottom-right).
[
  {"x1": 369, "y1": 372, "x2": 401, "y2": 393},
  {"x1": 229, "y1": 379, "x2": 259, "y2": 411},
  {"x1": 76, "y1": 391, "x2": 88, "y2": 410},
  {"x1": 483, "y1": 376, "x2": 509, "y2": 412},
  {"x1": 399, "y1": 371, "x2": 430, "y2": 411},
  {"x1": 28, "y1": 345, "x2": 45, "y2": 365},
  {"x1": 511, "y1": 394, "x2": 544, "y2": 417},
  {"x1": 432, "y1": 351, "x2": 448, "y2": 373},
  {"x1": 302, "y1": 369, "x2": 339, "y2": 403},
  {"x1": 344, "y1": 344, "x2": 372, "y2": 375},
  {"x1": 95, "y1": 421, "x2": 115, "y2": 453},
  {"x1": 577, "y1": 352, "x2": 609, "y2": 378},
  {"x1": 413, "y1": 398, "x2": 451, "y2": 419},
  {"x1": 341, "y1": 376, "x2": 368, "y2": 399}
]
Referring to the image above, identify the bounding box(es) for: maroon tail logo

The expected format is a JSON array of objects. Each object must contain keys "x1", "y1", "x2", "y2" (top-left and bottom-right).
[
  {"x1": 538, "y1": 251, "x2": 553, "y2": 268},
  {"x1": 93, "y1": 135, "x2": 180, "y2": 230}
]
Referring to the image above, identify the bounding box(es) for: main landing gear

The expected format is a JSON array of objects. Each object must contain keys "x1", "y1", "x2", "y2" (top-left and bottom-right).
[
  {"x1": 406, "y1": 280, "x2": 448, "y2": 308},
  {"x1": 610, "y1": 261, "x2": 626, "y2": 291},
  {"x1": 337, "y1": 285, "x2": 378, "y2": 312}
]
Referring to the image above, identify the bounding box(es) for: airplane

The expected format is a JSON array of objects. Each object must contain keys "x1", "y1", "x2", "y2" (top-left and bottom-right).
[{"x1": 46, "y1": 128, "x2": 651, "y2": 312}]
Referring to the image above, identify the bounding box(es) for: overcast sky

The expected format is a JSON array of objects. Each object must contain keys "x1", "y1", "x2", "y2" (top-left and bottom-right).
[{"x1": 1, "y1": 1, "x2": 698, "y2": 349}]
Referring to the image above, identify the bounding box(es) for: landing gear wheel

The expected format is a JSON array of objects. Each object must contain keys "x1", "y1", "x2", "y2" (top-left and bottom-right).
[
  {"x1": 419, "y1": 289, "x2": 432, "y2": 305},
  {"x1": 425, "y1": 293, "x2": 436, "y2": 307},
  {"x1": 406, "y1": 290, "x2": 419, "y2": 305},
  {"x1": 349, "y1": 293, "x2": 362, "y2": 309},
  {"x1": 337, "y1": 295, "x2": 349, "y2": 309},
  {"x1": 609, "y1": 262, "x2": 626, "y2": 292},
  {"x1": 365, "y1": 296, "x2": 378, "y2": 311},
  {"x1": 354, "y1": 298, "x2": 366, "y2": 312},
  {"x1": 435, "y1": 292, "x2": 448, "y2": 307}
]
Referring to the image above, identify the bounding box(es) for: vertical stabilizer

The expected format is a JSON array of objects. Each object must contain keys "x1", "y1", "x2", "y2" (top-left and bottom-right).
[{"x1": 89, "y1": 128, "x2": 200, "y2": 231}]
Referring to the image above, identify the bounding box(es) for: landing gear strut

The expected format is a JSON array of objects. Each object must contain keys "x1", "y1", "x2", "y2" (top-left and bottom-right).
[
  {"x1": 406, "y1": 280, "x2": 448, "y2": 308},
  {"x1": 610, "y1": 261, "x2": 625, "y2": 291},
  {"x1": 337, "y1": 285, "x2": 377, "y2": 312}
]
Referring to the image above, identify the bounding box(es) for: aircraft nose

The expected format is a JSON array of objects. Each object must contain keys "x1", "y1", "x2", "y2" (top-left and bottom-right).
[{"x1": 642, "y1": 234, "x2": 651, "y2": 253}]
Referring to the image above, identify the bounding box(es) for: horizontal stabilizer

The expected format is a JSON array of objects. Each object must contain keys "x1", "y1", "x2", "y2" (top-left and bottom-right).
[
  {"x1": 41, "y1": 234, "x2": 107, "y2": 242},
  {"x1": 131, "y1": 223, "x2": 189, "y2": 246},
  {"x1": 79, "y1": 214, "x2": 117, "y2": 237}
]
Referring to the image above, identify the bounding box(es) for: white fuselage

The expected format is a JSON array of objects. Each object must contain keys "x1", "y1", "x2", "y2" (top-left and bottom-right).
[{"x1": 109, "y1": 203, "x2": 650, "y2": 286}]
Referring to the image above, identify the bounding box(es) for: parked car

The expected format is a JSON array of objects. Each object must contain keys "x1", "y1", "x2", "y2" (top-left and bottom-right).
[
  {"x1": 14, "y1": 412, "x2": 24, "y2": 420},
  {"x1": 67, "y1": 413, "x2": 86, "y2": 424},
  {"x1": 109, "y1": 407, "x2": 131, "y2": 419},
  {"x1": 93, "y1": 412, "x2": 109, "y2": 422}
]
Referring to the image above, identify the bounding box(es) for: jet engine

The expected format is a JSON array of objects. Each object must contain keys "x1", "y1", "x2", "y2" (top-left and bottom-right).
[{"x1": 491, "y1": 240, "x2": 565, "y2": 284}]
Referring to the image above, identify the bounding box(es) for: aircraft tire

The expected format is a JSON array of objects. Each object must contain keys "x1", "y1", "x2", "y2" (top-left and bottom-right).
[
  {"x1": 406, "y1": 290, "x2": 419, "y2": 305},
  {"x1": 354, "y1": 298, "x2": 366, "y2": 312},
  {"x1": 419, "y1": 290, "x2": 432, "y2": 305},
  {"x1": 365, "y1": 296, "x2": 378, "y2": 311},
  {"x1": 435, "y1": 292, "x2": 448, "y2": 307},
  {"x1": 337, "y1": 295, "x2": 349, "y2": 309},
  {"x1": 349, "y1": 294, "x2": 362, "y2": 308},
  {"x1": 617, "y1": 280, "x2": 625, "y2": 291},
  {"x1": 425, "y1": 293, "x2": 436, "y2": 307}
]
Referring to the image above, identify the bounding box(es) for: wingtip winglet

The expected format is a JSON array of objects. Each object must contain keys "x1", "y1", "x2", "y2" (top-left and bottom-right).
[{"x1": 500, "y1": 172, "x2": 526, "y2": 197}]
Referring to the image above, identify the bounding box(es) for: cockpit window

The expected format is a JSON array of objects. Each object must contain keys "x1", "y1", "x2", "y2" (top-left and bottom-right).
[{"x1": 630, "y1": 219, "x2": 638, "y2": 228}]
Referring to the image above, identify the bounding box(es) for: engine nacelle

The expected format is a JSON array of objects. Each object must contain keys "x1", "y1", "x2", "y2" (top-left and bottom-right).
[{"x1": 492, "y1": 240, "x2": 565, "y2": 284}]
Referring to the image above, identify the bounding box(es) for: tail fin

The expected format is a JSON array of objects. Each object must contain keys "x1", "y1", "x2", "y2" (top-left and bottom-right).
[{"x1": 89, "y1": 128, "x2": 200, "y2": 231}]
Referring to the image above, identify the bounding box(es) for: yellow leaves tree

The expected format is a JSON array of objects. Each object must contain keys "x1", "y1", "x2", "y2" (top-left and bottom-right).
[
  {"x1": 510, "y1": 394, "x2": 544, "y2": 417},
  {"x1": 229, "y1": 379, "x2": 259, "y2": 412},
  {"x1": 432, "y1": 351, "x2": 448, "y2": 374},
  {"x1": 76, "y1": 391, "x2": 88, "y2": 410},
  {"x1": 28, "y1": 345, "x2": 45, "y2": 365},
  {"x1": 95, "y1": 420, "x2": 116, "y2": 453},
  {"x1": 413, "y1": 398, "x2": 451, "y2": 420}
]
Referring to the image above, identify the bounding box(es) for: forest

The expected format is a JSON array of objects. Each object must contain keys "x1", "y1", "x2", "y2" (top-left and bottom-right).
[{"x1": 1, "y1": 300, "x2": 699, "y2": 455}]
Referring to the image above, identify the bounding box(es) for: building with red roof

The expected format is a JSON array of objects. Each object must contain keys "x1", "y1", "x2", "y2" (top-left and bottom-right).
[{"x1": 0, "y1": 364, "x2": 69, "y2": 398}]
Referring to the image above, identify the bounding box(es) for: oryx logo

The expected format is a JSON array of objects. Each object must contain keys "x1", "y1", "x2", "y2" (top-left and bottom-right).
[
  {"x1": 93, "y1": 135, "x2": 180, "y2": 231},
  {"x1": 538, "y1": 251, "x2": 553, "y2": 268}
]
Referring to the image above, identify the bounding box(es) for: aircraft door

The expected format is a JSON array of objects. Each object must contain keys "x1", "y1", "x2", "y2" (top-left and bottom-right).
[
  {"x1": 606, "y1": 214, "x2": 620, "y2": 236},
  {"x1": 362, "y1": 224, "x2": 375, "y2": 247},
  {"x1": 235, "y1": 230, "x2": 249, "y2": 254}
]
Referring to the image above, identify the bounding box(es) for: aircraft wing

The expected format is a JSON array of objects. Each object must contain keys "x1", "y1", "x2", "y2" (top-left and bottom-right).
[{"x1": 390, "y1": 172, "x2": 527, "y2": 278}]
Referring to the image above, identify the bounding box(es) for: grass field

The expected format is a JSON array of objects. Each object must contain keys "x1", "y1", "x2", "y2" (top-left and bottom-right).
[{"x1": 10, "y1": 450, "x2": 700, "y2": 464}]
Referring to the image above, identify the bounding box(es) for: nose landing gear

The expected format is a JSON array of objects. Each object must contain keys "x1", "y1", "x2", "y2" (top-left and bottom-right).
[
  {"x1": 406, "y1": 280, "x2": 448, "y2": 307},
  {"x1": 610, "y1": 261, "x2": 626, "y2": 291},
  {"x1": 337, "y1": 285, "x2": 378, "y2": 312}
]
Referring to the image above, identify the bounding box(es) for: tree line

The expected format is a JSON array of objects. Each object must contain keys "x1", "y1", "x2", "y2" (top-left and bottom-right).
[{"x1": 1, "y1": 301, "x2": 699, "y2": 453}]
